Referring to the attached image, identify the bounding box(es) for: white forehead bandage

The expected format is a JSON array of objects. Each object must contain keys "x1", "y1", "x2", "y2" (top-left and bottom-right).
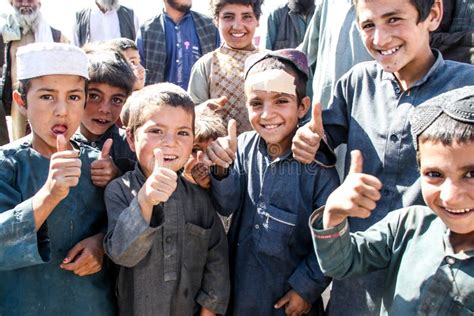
[{"x1": 245, "y1": 69, "x2": 297, "y2": 96}]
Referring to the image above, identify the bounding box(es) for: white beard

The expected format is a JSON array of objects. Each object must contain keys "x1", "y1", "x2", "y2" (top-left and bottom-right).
[
  {"x1": 96, "y1": 0, "x2": 120, "y2": 11},
  {"x1": 13, "y1": 8, "x2": 41, "y2": 34}
]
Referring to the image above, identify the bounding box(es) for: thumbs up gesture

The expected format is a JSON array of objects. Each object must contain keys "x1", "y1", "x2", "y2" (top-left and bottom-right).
[
  {"x1": 292, "y1": 102, "x2": 325, "y2": 164},
  {"x1": 44, "y1": 134, "x2": 82, "y2": 201},
  {"x1": 206, "y1": 119, "x2": 238, "y2": 169},
  {"x1": 196, "y1": 96, "x2": 229, "y2": 116},
  {"x1": 138, "y1": 149, "x2": 178, "y2": 222},
  {"x1": 323, "y1": 150, "x2": 383, "y2": 229},
  {"x1": 91, "y1": 138, "x2": 120, "y2": 187}
]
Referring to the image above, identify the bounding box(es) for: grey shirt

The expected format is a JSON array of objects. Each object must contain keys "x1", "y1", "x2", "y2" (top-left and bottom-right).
[
  {"x1": 104, "y1": 165, "x2": 230, "y2": 316},
  {"x1": 322, "y1": 50, "x2": 474, "y2": 315}
]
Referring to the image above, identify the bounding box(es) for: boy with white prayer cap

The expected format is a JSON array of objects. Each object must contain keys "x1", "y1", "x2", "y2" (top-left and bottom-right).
[{"x1": 0, "y1": 42, "x2": 115, "y2": 315}]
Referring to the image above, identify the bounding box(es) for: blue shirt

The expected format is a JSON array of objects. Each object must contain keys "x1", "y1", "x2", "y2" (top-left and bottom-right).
[
  {"x1": 310, "y1": 206, "x2": 474, "y2": 315},
  {"x1": 0, "y1": 137, "x2": 115, "y2": 315},
  {"x1": 211, "y1": 131, "x2": 339, "y2": 315}
]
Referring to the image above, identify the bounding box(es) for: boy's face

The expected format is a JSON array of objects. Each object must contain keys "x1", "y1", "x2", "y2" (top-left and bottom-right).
[
  {"x1": 122, "y1": 48, "x2": 145, "y2": 91},
  {"x1": 217, "y1": 4, "x2": 259, "y2": 50},
  {"x1": 356, "y1": 0, "x2": 441, "y2": 81},
  {"x1": 246, "y1": 83, "x2": 308, "y2": 156},
  {"x1": 16, "y1": 75, "x2": 86, "y2": 157},
  {"x1": 420, "y1": 140, "x2": 474, "y2": 235},
  {"x1": 128, "y1": 104, "x2": 194, "y2": 176},
  {"x1": 80, "y1": 82, "x2": 128, "y2": 140}
]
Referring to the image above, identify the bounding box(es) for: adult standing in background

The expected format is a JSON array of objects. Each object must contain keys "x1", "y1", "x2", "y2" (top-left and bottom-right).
[
  {"x1": 265, "y1": 0, "x2": 315, "y2": 50},
  {"x1": 136, "y1": 0, "x2": 219, "y2": 89},
  {"x1": 73, "y1": 0, "x2": 139, "y2": 48},
  {"x1": 0, "y1": 0, "x2": 68, "y2": 144}
]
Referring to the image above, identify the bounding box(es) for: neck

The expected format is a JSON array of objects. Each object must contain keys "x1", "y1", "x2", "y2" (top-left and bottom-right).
[
  {"x1": 394, "y1": 50, "x2": 436, "y2": 91},
  {"x1": 450, "y1": 231, "x2": 474, "y2": 254},
  {"x1": 80, "y1": 124, "x2": 99, "y2": 142},
  {"x1": 164, "y1": 4, "x2": 186, "y2": 23}
]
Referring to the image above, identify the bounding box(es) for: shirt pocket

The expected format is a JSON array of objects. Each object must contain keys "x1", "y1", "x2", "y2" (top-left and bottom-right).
[
  {"x1": 254, "y1": 204, "x2": 297, "y2": 258},
  {"x1": 183, "y1": 222, "x2": 211, "y2": 278}
]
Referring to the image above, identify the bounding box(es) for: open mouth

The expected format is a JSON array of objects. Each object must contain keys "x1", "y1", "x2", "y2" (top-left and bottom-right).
[
  {"x1": 442, "y1": 207, "x2": 473, "y2": 216},
  {"x1": 261, "y1": 123, "x2": 282, "y2": 130},
  {"x1": 231, "y1": 33, "x2": 246, "y2": 38},
  {"x1": 92, "y1": 118, "x2": 111, "y2": 126},
  {"x1": 51, "y1": 124, "x2": 68, "y2": 135},
  {"x1": 163, "y1": 155, "x2": 178, "y2": 162},
  {"x1": 379, "y1": 46, "x2": 400, "y2": 56}
]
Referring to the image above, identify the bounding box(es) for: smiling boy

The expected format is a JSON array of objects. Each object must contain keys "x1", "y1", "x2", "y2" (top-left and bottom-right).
[
  {"x1": 0, "y1": 43, "x2": 115, "y2": 315},
  {"x1": 291, "y1": 0, "x2": 474, "y2": 313},
  {"x1": 207, "y1": 49, "x2": 339, "y2": 315},
  {"x1": 310, "y1": 86, "x2": 474, "y2": 315},
  {"x1": 103, "y1": 83, "x2": 229, "y2": 316}
]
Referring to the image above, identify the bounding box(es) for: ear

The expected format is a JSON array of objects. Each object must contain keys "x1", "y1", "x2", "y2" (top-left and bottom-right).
[
  {"x1": 297, "y1": 96, "x2": 311, "y2": 119},
  {"x1": 12, "y1": 90, "x2": 28, "y2": 116},
  {"x1": 214, "y1": 17, "x2": 219, "y2": 28},
  {"x1": 427, "y1": 0, "x2": 443, "y2": 32},
  {"x1": 125, "y1": 128, "x2": 136, "y2": 153}
]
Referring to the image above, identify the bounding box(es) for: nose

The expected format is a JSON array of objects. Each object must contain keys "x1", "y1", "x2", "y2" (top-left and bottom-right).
[
  {"x1": 372, "y1": 26, "x2": 391, "y2": 48},
  {"x1": 160, "y1": 132, "x2": 177, "y2": 147},
  {"x1": 260, "y1": 103, "x2": 274, "y2": 119},
  {"x1": 439, "y1": 179, "x2": 464, "y2": 206},
  {"x1": 98, "y1": 99, "x2": 112, "y2": 114},
  {"x1": 54, "y1": 99, "x2": 67, "y2": 117},
  {"x1": 232, "y1": 17, "x2": 244, "y2": 30}
]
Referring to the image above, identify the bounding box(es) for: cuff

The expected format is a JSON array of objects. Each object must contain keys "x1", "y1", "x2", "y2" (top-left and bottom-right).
[
  {"x1": 288, "y1": 269, "x2": 328, "y2": 303},
  {"x1": 309, "y1": 207, "x2": 349, "y2": 240},
  {"x1": 196, "y1": 289, "x2": 228, "y2": 315}
]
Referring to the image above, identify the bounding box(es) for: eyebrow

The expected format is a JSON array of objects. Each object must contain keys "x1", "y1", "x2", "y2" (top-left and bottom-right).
[
  {"x1": 36, "y1": 88, "x2": 84, "y2": 93},
  {"x1": 359, "y1": 9, "x2": 403, "y2": 23}
]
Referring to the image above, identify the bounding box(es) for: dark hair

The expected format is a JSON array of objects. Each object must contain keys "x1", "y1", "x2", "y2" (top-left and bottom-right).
[
  {"x1": 246, "y1": 57, "x2": 307, "y2": 103},
  {"x1": 209, "y1": 0, "x2": 264, "y2": 20},
  {"x1": 354, "y1": 0, "x2": 435, "y2": 22},
  {"x1": 126, "y1": 83, "x2": 195, "y2": 137},
  {"x1": 418, "y1": 112, "x2": 474, "y2": 147},
  {"x1": 105, "y1": 37, "x2": 138, "y2": 52},
  {"x1": 86, "y1": 50, "x2": 135, "y2": 96},
  {"x1": 17, "y1": 78, "x2": 88, "y2": 108}
]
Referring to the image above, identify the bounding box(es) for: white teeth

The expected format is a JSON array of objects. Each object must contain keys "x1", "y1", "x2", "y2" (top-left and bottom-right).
[
  {"x1": 263, "y1": 124, "x2": 280, "y2": 129},
  {"x1": 164, "y1": 155, "x2": 177, "y2": 160},
  {"x1": 444, "y1": 208, "x2": 473, "y2": 214},
  {"x1": 232, "y1": 33, "x2": 245, "y2": 38},
  {"x1": 380, "y1": 46, "x2": 400, "y2": 56}
]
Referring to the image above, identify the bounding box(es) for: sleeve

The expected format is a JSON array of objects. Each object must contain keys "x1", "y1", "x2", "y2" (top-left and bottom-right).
[
  {"x1": 0, "y1": 158, "x2": 50, "y2": 270},
  {"x1": 103, "y1": 179, "x2": 164, "y2": 267},
  {"x1": 297, "y1": 4, "x2": 321, "y2": 74},
  {"x1": 187, "y1": 54, "x2": 212, "y2": 105},
  {"x1": 265, "y1": 11, "x2": 278, "y2": 50},
  {"x1": 209, "y1": 135, "x2": 246, "y2": 217},
  {"x1": 136, "y1": 28, "x2": 145, "y2": 67},
  {"x1": 288, "y1": 166, "x2": 340, "y2": 302},
  {"x1": 310, "y1": 207, "x2": 401, "y2": 280},
  {"x1": 195, "y1": 198, "x2": 230, "y2": 314}
]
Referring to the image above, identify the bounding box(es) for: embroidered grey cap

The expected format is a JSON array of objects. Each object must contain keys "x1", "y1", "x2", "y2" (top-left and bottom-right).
[
  {"x1": 16, "y1": 42, "x2": 89, "y2": 80},
  {"x1": 410, "y1": 86, "x2": 474, "y2": 149}
]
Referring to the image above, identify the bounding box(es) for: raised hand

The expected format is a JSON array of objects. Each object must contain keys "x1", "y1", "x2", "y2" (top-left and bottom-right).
[
  {"x1": 206, "y1": 119, "x2": 237, "y2": 169},
  {"x1": 196, "y1": 96, "x2": 228, "y2": 115},
  {"x1": 138, "y1": 149, "x2": 178, "y2": 223},
  {"x1": 191, "y1": 150, "x2": 212, "y2": 189},
  {"x1": 292, "y1": 102, "x2": 324, "y2": 164},
  {"x1": 323, "y1": 150, "x2": 383, "y2": 228},
  {"x1": 90, "y1": 138, "x2": 120, "y2": 187}
]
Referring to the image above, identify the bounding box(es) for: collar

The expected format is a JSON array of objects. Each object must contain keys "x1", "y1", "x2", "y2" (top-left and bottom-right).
[
  {"x1": 256, "y1": 134, "x2": 292, "y2": 163},
  {"x1": 163, "y1": 10, "x2": 192, "y2": 25}
]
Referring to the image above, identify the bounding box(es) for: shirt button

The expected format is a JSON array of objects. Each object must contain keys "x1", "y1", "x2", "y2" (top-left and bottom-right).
[
  {"x1": 176, "y1": 59, "x2": 179, "y2": 63},
  {"x1": 91, "y1": 142, "x2": 96, "y2": 147},
  {"x1": 165, "y1": 236, "x2": 172, "y2": 243},
  {"x1": 258, "y1": 202, "x2": 265, "y2": 208},
  {"x1": 383, "y1": 189, "x2": 390, "y2": 196},
  {"x1": 255, "y1": 224, "x2": 260, "y2": 230},
  {"x1": 446, "y1": 257, "x2": 455, "y2": 265},
  {"x1": 390, "y1": 134, "x2": 398, "y2": 142}
]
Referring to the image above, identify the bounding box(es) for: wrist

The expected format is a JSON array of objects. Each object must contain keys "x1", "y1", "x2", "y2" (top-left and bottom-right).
[{"x1": 322, "y1": 209, "x2": 346, "y2": 229}]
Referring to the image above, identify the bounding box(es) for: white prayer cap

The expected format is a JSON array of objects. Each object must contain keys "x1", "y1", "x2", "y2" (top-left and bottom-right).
[{"x1": 16, "y1": 42, "x2": 89, "y2": 80}]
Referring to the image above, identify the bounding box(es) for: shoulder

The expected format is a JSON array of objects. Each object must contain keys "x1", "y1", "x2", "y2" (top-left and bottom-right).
[
  {"x1": 105, "y1": 169, "x2": 136, "y2": 196},
  {"x1": 75, "y1": 7, "x2": 91, "y2": 16},
  {"x1": 118, "y1": 5, "x2": 134, "y2": 14},
  {"x1": 237, "y1": 131, "x2": 259, "y2": 149},
  {"x1": 381, "y1": 205, "x2": 439, "y2": 232},
  {"x1": 193, "y1": 51, "x2": 214, "y2": 68},
  {"x1": 141, "y1": 14, "x2": 163, "y2": 30},
  {"x1": 190, "y1": 10, "x2": 214, "y2": 24},
  {"x1": 270, "y1": 4, "x2": 289, "y2": 17},
  {"x1": 0, "y1": 138, "x2": 35, "y2": 181}
]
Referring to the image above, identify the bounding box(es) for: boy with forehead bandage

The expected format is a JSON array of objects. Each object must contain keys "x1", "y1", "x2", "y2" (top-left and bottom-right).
[{"x1": 206, "y1": 49, "x2": 339, "y2": 316}]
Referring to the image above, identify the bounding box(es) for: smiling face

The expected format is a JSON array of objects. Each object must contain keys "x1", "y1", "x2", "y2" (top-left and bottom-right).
[
  {"x1": 420, "y1": 140, "x2": 474, "y2": 236},
  {"x1": 15, "y1": 75, "x2": 86, "y2": 157},
  {"x1": 217, "y1": 3, "x2": 259, "y2": 50},
  {"x1": 128, "y1": 104, "x2": 194, "y2": 176},
  {"x1": 356, "y1": 0, "x2": 441, "y2": 85},
  {"x1": 80, "y1": 82, "x2": 128, "y2": 141}
]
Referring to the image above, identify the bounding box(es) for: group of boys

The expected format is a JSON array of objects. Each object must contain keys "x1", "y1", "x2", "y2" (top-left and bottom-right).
[{"x1": 0, "y1": 0, "x2": 473, "y2": 316}]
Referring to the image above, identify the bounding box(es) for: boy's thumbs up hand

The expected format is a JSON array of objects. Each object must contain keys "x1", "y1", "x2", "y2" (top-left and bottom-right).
[
  {"x1": 323, "y1": 150, "x2": 383, "y2": 229},
  {"x1": 206, "y1": 119, "x2": 238, "y2": 169},
  {"x1": 292, "y1": 102, "x2": 324, "y2": 164},
  {"x1": 139, "y1": 149, "x2": 178, "y2": 208},
  {"x1": 45, "y1": 134, "x2": 82, "y2": 201},
  {"x1": 91, "y1": 138, "x2": 120, "y2": 187},
  {"x1": 196, "y1": 95, "x2": 229, "y2": 115}
]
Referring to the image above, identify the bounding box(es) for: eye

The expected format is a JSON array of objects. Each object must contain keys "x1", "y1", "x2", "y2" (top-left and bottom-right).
[
  {"x1": 88, "y1": 93, "x2": 100, "y2": 101},
  {"x1": 425, "y1": 171, "x2": 442, "y2": 178},
  {"x1": 111, "y1": 97, "x2": 125, "y2": 106},
  {"x1": 361, "y1": 22, "x2": 374, "y2": 30},
  {"x1": 178, "y1": 130, "x2": 191, "y2": 136},
  {"x1": 388, "y1": 17, "x2": 401, "y2": 24},
  {"x1": 69, "y1": 95, "x2": 82, "y2": 101},
  {"x1": 243, "y1": 14, "x2": 254, "y2": 20},
  {"x1": 276, "y1": 98, "x2": 289, "y2": 105},
  {"x1": 248, "y1": 100, "x2": 262, "y2": 108},
  {"x1": 149, "y1": 128, "x2": 163, "y2": 134},
  {"x1": 466, "y1": 171, "x2": 474, "y2": 179},
  {"x1": 39, "y1": 94, "x2": 53, "y2": 100},
  {"x1": 222, "y1": 14, "x2": 233, "y2": 20}
]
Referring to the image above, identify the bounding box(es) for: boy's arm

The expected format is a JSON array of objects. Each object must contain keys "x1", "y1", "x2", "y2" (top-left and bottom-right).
[
  {"x1": 196, "y1": 201, "x2": 230, "y2": 315},
  {"x1": 188, "y1": 55, "x2": 212, "y2": 105}
]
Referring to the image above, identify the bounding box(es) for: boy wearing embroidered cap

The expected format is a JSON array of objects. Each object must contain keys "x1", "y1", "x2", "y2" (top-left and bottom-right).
[
  {"x1": 0, "y1": 42, "x2": 115, "y2": 315},
  {"x1": 207, "y1": 49, "x2": 339, "y2": 315},
  {"x1": 310, "y1": 86, "x2": 474, "y2": 314}
]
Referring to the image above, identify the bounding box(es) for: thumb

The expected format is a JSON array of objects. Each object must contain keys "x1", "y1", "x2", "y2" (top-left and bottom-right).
[
  {"x1": 216, "y1": 95, "x2": 228, "y2": 107},
  {"x1": 62, "y1": 241, "x2": 84, "y2": 264},
  {"x1": 100, "y1": 138, "x2": 113, "y2": 159},
  {"x1": 196, "y1": 150, "x2": 205, "y2": 162},
  {"x1": 56, "y1": 134, "x2": 69, "y2": 152},
  {"x1": 274, "y1": 293, "x2": 290, "y2": 309},
  {"x1": 227, "y1": 119, "x2": 237, "y2": 149},
  {"x1": 349, "y1": 150, "x2": 364, "y2": 174},
  {"x1": 309, "y1": 102, "x2": 324, "y2": 136},
  {"x1": 153, "y1": 148, "x2": 164, "y2": 173}
]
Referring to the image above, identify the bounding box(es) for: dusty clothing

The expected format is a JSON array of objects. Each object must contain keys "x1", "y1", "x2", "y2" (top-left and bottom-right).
[{"x1": 104, "y1": 165, "x2": 230, "y2": 316}]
